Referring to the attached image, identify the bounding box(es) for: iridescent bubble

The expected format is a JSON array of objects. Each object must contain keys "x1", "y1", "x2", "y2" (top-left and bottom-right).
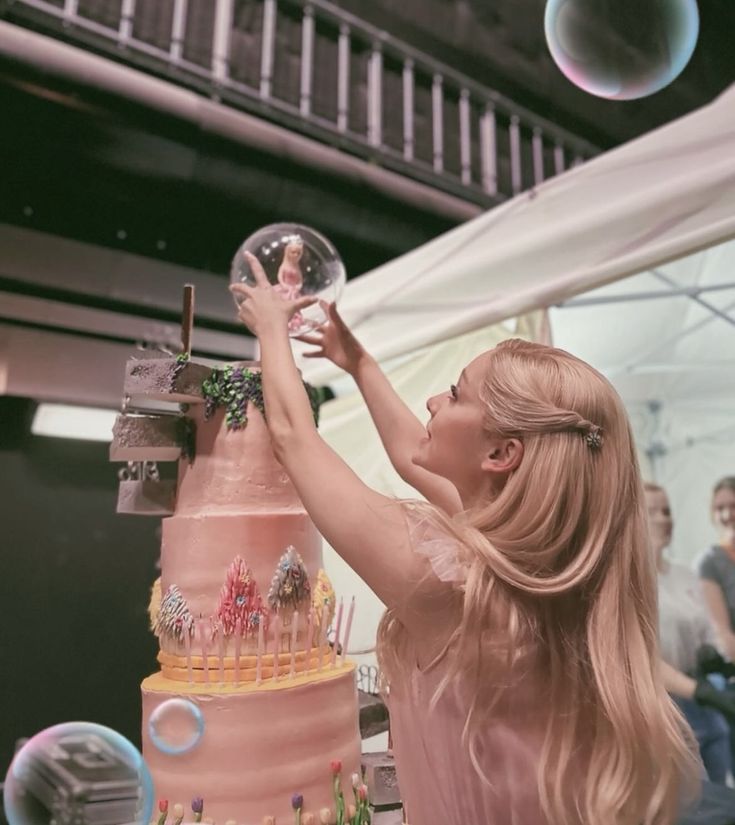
[
  {"x1": 3, "y1": 721, "x2": 153, "y2": 825},
  {"x1": 544, "y1": 0, "x2": 699, "y2": 100},
  {"x1": 230, "y1": 223, "x2": 347, "y2": 337},
  {"x1": 148, "y1": 698, "x2": 204, "y2": 756}
]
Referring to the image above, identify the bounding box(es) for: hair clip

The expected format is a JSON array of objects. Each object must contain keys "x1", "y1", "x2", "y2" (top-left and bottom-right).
[{"x1": 585, "y1": 426, "x2": 603, "y2": 450}]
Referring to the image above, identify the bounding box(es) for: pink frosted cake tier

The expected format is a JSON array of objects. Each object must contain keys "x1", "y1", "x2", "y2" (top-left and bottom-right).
[
  {"x1": 142, "y1": 664, "x2": 362, "y2": 825},
  {"x1": 160, "y1": 511, "x2": 321, "y2": 657},
  {"x1": 175, "y1": 402, "x2": 303, "y2": 515}
]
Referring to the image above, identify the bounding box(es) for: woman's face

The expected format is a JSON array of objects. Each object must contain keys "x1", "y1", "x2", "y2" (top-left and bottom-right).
[
  {"x1": 644, "y1": 488, "x2": 673, "y2": 557},
  {"x1": 713, "y1": 486, "x2": 735, "y2": 541},
  {"x1": 412, "y1": 351, "x2": 495, "y2": 501}
]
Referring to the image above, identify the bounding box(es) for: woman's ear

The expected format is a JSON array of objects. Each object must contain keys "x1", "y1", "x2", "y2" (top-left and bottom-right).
[{"x1": 480, "y1": 437, "x2": 524, "y2": 476}]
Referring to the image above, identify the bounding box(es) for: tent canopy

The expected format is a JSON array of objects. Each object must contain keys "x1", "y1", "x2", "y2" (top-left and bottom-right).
[
  {"x1": 300, "y1": 82, "x2": 735, "y2": 570},
  {"x1": 299, "y1": 83, "x2": 735, "y2": 386}
]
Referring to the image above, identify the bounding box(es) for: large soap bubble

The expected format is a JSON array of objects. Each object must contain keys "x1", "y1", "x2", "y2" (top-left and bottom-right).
[
  {"x1": 544, "y1": 0, "x2": 699, "y2": 100},
  {"x1": 3, "y1": 721, "x2": 154, "y2": 825},
  {"x1": 148, "y1": 698, "x2": 204, "y2": 756},
  {"x1": 230, "y1": 223, "x2": 346, "y2": 336}
]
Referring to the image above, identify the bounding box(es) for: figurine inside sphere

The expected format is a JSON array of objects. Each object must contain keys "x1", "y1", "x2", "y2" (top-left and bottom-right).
[{"x1": 230, "y1": 223, "x2": 346, "y2": 336}]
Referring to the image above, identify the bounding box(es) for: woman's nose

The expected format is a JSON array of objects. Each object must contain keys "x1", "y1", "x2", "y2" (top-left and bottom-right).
[{"x1": 426, "y1": 394, "x2": 439, "y2": 415}]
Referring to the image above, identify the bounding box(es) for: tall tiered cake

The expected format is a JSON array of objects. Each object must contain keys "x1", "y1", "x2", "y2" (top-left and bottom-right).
[{"x1": 112, "y1": 357, "x2": 362, "y2": 825}]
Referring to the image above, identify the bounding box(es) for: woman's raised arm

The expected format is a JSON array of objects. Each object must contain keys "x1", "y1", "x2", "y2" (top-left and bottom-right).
[{"x1": 298, "y1": 302, "x2": 462, "y2": 515}]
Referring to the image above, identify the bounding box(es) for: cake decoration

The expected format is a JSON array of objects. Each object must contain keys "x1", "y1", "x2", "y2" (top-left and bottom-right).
[
  {"x1": 312, "y1": 570, "x2": 336, "y2": 642},
  {"x1": 215, "y1": 557, "x2": 270, "y2": 638},
  {"x1": 198, "y1": 620, "x2": 211, "y2": 683},
  {"x1": 157, "y1": 799, "x2": 168, "y2": 825},
  {"x1": 149, "y1": 577, "x2": 162, "y2": 631},
  {"x1": 292, "y1": 793, "x2": 304, "y2": 825},
  {"x1": 202, "y1": 365, "x2": 265, "y2": 430},
  {"x1": 172, "y1": 803, "x2": 185, "y2": 825},
  {"x1": 201, "y1": 361, "x2": 322, "y2": 431},
  {"x1": 340, "y1": 597, "x2": 355, "y2": 667},
  {"x1": 330, "y1": 599, "x2": 344, "y2": 668},
  {"x1": 331, "y1": 760, "x2": 345, "y2": 825},
  {"x1": 191, "y1": 796, "x2": 204, "y2": 822},
  {"x1": 169, "y1": 352, "x2": 191, "y2": 393},
  {"x1": 268, "y1": 546, "x2": 311, "y2": 614},
  {"x1": 289, "y1": 611, "x2": 300, "y2": 676},
  {"x1": 155, "y1": 585, "x2": 194, "y2": 643}
]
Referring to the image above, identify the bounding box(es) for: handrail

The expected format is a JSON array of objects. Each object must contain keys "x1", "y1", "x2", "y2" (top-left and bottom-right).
[{"x1": 4, "y1": 0, "x2": 600, "y2": 206}]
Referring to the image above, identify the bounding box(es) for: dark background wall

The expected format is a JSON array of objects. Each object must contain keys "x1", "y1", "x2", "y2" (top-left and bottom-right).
[{"x1": 0, "y1": 398, "x2": 159, "y2": 772}]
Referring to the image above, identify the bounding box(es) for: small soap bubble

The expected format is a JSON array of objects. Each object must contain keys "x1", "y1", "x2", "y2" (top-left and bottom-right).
[
  {"x1": 148, "y1": 698, "x2": 204, "y2": 756},
  {"x1": 230, "y1": 223, "x2": 347, "y2": 337},
  {"x1": 3, "y1": 721, "x2": 153, "y2": 825},
  {"x1": 544, "y1": 0, "x2": 699, "y2": 100}
]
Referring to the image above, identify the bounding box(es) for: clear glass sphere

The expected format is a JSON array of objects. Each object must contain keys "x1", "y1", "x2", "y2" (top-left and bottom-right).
[
  {"x1": 544, "y1": 0, "x2": 699, "y2": 100},
  {"x1": 3, "y1": 722, "x2": 154, "y2": 825},
  {"x1": 148, "y1": 698, "x2": 204, "y2": 756},
  {"x1": 230, "y1": 223, "x2": 346, "y2": 336}
]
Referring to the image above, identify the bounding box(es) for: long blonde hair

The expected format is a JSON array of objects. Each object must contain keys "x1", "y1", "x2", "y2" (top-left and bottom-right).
[{"x1": 377, "y1": 338, "x2": 698, "y2": 825}]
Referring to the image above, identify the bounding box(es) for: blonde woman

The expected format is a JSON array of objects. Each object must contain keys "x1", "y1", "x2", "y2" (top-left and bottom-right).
[
  {"x1": 644, "y1": 483, "x2": 733, "y2": 784},
  {"x1": 231, "y1": 267, "x2": 699, "y2": 825}
]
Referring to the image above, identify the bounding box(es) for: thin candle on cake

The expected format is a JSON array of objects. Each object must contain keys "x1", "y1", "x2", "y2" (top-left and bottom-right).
[
  {"x1": 289, "y1": 611, "x2": 299, "y2": 679},
  {"x1": 218, "y1": 629, "x2": 226, "y2": 685},
  {"x1": 255, "y1": 616, "x2": 264, "y2": 685},
  {"x1": 340, "y1": 597, "x2": 355, "y2": 667},
  {"x1": 272, "y1": 613, "x2": 281, "y2": 683},
  {"x1": 199, "y1": 620, "x2": 210, "y2": 684},
  {"x1": 184, "y1": 627, "x2": 193, "y2": 684},
  {"x1": 317, "y1": 614, "x2": 327, "y2": 672},
  {"x1": 331, "y1": 598, "x2": 344, "y2": 668},
  {"x1": 234, "y1": 618, "x2": 243, "y2": 686},
  {"x1": 305, "y1": 609, "x2": 314, "y2": 675}
]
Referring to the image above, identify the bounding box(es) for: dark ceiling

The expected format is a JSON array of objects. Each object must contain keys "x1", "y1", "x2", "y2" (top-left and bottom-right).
[{"x1": 0, "y1": 0, "x2": 733, "y2": 302}]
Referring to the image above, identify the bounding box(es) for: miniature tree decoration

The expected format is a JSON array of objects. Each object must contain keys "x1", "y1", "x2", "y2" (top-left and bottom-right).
[{"x1": 155, "y1": 585, "x2": 194, "y2": 644}]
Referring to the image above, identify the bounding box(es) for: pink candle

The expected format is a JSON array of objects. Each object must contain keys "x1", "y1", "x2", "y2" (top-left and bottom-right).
[
  {"x1": 331, "y1": 598, "x2": 344, "y2": 668},
  {"x1": 199, "y1": 620, "x2": 210, "y2": 684},
  {"x1": 289, "y1": 611, "x2": 299, "y2": 679},
  {"x1": 218, "y1": 630, "x2": 226, "y2": 685},
  {"x1": 184, "y1": 626, "x2": 193, "y2": 684},
  {"x1": 272, "y1": 613, "x2": 281, "y2": 683},
  {"x1": 317, "y1": 613, "x2": 327, "y2": 672},
  {"x1": 305, "y1": 609, "x2": 314, "y2": 674},
  {"x1": 255, "y1": 617, "x2": 264, "y2": 686},
  {"x1": 340, "y1": 597, "x2": 355, "y2": 666},
  {"x1": 234, "y1": 618, "x2": 243, "y2": 686}
]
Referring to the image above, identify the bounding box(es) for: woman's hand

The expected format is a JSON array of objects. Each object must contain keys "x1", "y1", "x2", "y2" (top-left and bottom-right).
[
  {"x1": 230, "y1": 251, "x2": 316, "y2": 338},
  {"x1": 295, "y1": 300, "x2": 367, "y2": 375}
]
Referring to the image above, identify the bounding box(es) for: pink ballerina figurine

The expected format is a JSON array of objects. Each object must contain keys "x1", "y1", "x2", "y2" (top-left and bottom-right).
[{"x1": 274, "y1": 236, "x2": 307, "y2": 332}]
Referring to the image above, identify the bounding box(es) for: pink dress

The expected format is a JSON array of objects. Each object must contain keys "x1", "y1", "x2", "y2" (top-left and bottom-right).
[
  {"x1": 274, "y1": 264, "x2": 305, "y2": 332},
  {"x1": 385, "y1": 517, "x2": 559, "y2": 825}
]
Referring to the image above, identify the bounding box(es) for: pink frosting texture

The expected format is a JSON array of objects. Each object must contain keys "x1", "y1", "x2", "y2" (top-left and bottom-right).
[
  {"x1": 142, "y1": 669, "x2": 362, "y2": 824},
  {"x1": 176, "y1": 404, "x2": 302, "y2": 514},
  {"x1": 142, "y1": 386, "x2": 362, "y2": 822}
]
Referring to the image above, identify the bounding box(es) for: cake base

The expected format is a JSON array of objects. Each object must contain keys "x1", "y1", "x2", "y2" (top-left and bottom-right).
[{"x1": 142, "y1": 663, "x2": 362, "y2": 824}]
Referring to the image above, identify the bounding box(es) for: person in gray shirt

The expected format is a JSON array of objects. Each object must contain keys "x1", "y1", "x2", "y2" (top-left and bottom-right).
[{"x1": 698, "y1": 477, "x2": 735, "y2": 660}]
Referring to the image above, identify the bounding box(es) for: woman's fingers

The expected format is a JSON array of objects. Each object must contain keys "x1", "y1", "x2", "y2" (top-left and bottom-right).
[
  {"x1": 230, "y1": 282, "x2": 254, "y2": 298},
  {"x1": 294, "y1": 295, "x2": 318, "y2": 310},
  {"x1": 294, "y1": 333, "x2": 324, "y2": 345},
  {"x1": 243, "y1": 251, "x2": 270, "y2": 288},
  {"x1": 326, "y1": 300, "x2": 348, "y2": 330}
]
